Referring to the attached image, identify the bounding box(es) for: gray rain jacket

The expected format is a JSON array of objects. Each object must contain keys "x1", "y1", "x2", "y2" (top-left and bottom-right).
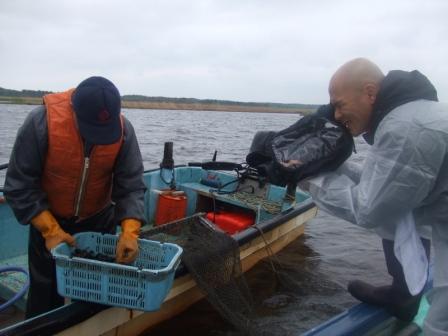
[
  {"x1": 4, "y1": 105, "x2": 147, "y2": 225},
  {"x1": 307, "y1": 72, "x2": 448, "y2": 335}
]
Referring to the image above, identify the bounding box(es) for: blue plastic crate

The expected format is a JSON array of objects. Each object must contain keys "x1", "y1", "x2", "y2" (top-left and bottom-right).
[{"x1": 51, "y1": 232, "x2": 183, "y2": 311}]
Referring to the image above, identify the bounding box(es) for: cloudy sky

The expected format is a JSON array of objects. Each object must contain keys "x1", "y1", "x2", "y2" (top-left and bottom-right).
[{"x1": 1, "y1": 0, "x2": 447, "y2": 104}]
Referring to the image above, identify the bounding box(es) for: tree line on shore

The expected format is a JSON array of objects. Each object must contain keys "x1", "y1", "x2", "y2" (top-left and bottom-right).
[{"x1": 0, "y1": 87, "x2": 318, "y2": 114}]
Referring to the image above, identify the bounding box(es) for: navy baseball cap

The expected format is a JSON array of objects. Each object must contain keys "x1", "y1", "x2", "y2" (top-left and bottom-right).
[{"x1": 72, "y1": 76, "x2": 122, "y2": 145}]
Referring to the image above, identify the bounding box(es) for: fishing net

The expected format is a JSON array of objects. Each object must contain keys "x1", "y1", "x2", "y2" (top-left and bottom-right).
[{"x1": 141, "y1": 214, "x2": 264, "y2": 335}]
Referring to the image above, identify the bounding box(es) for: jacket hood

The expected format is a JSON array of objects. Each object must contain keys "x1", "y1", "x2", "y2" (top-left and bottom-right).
[{"x1": 363, "y1": 70, "x2": 438, "y2": 144}]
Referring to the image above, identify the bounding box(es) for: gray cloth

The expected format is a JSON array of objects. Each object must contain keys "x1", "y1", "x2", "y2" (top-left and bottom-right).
[
  {"x1": 4, "y1": 105, "x2": 147, "y2": 225},
  {"x1": 307, "y1": 100, "x2": 448, "y2": 335}
]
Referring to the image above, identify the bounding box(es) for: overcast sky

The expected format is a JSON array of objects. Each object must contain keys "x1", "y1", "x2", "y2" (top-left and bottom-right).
[{"x1": 1, "y1": 1, "x2": 447, "y2": 104}]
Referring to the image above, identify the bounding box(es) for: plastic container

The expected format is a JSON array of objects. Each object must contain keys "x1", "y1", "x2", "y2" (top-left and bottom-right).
[
  {"x1": 206, "y1": 211, "x2": 255, "y2": 235},
  {"x1": 155, "y1": 190, "x2": 187, "y2": 226},
  {"x1": 51, "y1": 232, "x2": 183, "y2": 311}
]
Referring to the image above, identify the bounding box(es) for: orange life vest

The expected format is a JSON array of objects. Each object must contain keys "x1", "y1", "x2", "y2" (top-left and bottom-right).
[{"x1": 41, "y1": 89, "x2": 123, "y2": 219}]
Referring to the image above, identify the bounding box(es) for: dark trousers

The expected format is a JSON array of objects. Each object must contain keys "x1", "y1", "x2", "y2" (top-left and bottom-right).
[
  {"x1": 26, "y1": 205, "x2": 116, "y2": 319},
  {"x1": 382, "y1": 237, "x2": 431, "y2": 295}
]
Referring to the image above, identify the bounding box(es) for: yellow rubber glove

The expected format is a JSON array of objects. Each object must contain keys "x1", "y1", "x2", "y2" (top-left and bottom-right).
[
  {"x1": 116, "y1": 219, "x2": 141, "y2": 264},
  {"x1": 31, "y1": 210, "x2": 75, "y2": 251}
]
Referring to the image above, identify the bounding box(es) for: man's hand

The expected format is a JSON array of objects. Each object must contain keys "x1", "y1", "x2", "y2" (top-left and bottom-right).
[
  {"x1": 31, "y1": 210, "x2": 75, "y2": 250},
  {"x1": 280, "y1": 159, "x2": 303, "y2": 169},
  {"x1": 44, "y1": 228, "x2": 75, "y2": 251},
  {"x1": 116, "y1": 219, "x2": 141, "y2": 264}
]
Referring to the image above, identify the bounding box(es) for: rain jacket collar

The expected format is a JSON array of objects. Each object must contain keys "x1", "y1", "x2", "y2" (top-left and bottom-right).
[{"x1": 363, "y1": 70, "x2": 438, "y2": 145}]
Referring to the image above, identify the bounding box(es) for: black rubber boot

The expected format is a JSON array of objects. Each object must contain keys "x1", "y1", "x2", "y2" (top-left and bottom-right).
[
  {"x1": 347, "y1": 281, "x2": 422, "y2": 321},
  {"x1": 347, "y1": 238, "x2": 431, "y2": 322}
]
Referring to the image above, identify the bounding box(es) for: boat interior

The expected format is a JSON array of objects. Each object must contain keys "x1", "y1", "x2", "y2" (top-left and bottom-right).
[{"x1": 0, "y1": 165, "x2": 313, "y2": 332}]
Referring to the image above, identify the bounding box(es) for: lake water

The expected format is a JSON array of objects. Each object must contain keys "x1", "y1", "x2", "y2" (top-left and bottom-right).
[{"x1": 0, "y1": 104, "x2": 389, "y2": 335}]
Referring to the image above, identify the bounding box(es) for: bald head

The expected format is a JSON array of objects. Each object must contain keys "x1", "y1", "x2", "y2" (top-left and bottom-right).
[
  {"x1": 330, "y1": 58, "x2": 384, "y2": 94},
  {"x1": 329, "y1": 58, "x2": 385, "y2": 136}
]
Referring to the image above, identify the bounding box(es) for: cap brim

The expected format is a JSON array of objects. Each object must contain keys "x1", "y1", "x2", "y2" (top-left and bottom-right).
[{"x1": 77, "y1": 116, "x2": 122, "y2": 145}]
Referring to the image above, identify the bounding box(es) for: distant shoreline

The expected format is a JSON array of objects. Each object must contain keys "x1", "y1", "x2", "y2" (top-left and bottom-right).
[{"x1": 0, "y1": 96, "x2": 316, "y2": 115}]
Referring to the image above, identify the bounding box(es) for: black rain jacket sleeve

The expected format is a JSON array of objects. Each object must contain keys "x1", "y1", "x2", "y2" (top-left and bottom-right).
[
  {"x1": 4, "y1": 106, "x2": 147, "y2": 225},
  {"x1": 112, "y1": 118, "x2": 147, "y2": 225},
  {"x1": 4, "y1": 106, "x2": 49, "y2": 224}
]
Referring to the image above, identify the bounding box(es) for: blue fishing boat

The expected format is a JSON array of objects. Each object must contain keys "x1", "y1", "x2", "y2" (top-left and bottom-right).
[{"x1": 0, "y1": 161, "x2": 317, "y2": 336}]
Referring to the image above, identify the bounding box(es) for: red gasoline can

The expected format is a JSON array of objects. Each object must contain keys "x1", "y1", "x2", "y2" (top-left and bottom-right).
[
  {"x1": 206, "y1": 211, "x2": 255, "y2": 235},
  {"x1": 155, "y1": 191, "x2": 187, "y2": 226}
]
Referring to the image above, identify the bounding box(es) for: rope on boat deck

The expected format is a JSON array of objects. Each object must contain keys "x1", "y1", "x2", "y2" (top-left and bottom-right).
[{"x1": 222, "y1": 192, "x2": 282, "y2": 214}]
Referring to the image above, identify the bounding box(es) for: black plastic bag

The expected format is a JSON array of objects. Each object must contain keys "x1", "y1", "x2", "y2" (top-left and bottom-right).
[{"x1": 246, "y1": 114, "x2": 354, "y2": 186}]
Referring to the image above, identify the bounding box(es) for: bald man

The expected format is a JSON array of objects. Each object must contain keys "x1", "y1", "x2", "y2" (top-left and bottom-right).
[{"x1": 305, "y1": 58, "x2": 447, "y2": 335}]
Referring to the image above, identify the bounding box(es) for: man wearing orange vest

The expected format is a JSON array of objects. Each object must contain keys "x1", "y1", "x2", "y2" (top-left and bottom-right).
[{"x1": 4, "y1": 76, "x2": 147, "y2": 318}]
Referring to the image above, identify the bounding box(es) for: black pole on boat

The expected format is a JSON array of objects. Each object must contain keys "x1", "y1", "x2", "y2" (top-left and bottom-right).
[
  {"x1": 284, "y1": 182, "x2": 296, "y2": 202},
  {"x1": 160, "y1": 142, "x2": 174, "y2": 170},
  {"x1": 160, "y1": 142, "x2": 176, "y2": 189}
]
